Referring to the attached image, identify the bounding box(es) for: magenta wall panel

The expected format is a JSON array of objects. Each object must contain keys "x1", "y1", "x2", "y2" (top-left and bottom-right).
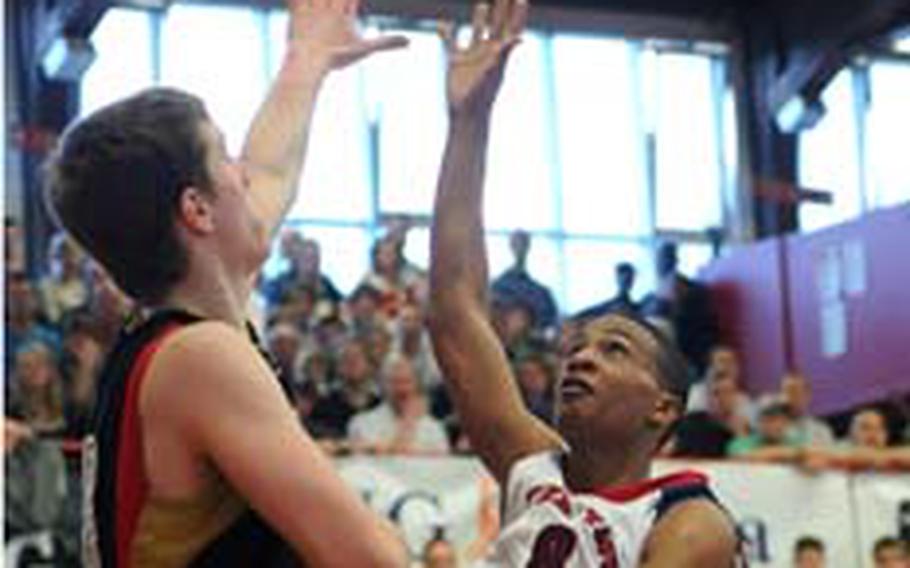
[
  {"x1": 699, "y1": 239, "x2": 790, "y2": 398},
  {"x1": 700, "y1": 204, "x2": 910, "y2": 414},
  {"x1": 784, "y1": 204, "x2": 910, "y2": 413}
]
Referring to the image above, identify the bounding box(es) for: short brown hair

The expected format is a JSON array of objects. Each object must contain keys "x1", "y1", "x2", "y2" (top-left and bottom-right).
[{"x1": 45, "y1": 88, "x2": 212, "y2": 304}]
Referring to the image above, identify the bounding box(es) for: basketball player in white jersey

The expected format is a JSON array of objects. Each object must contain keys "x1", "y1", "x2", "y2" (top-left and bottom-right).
[{"x1": 428, "y1": 0, "x2": 741, "y2": 565}]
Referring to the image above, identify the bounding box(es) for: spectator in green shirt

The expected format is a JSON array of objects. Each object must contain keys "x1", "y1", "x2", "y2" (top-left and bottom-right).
[{"x1": 727, "y1": 400, "x2": 804, "y2": 462}]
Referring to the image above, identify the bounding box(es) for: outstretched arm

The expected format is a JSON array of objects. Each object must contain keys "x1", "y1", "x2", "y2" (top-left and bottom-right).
[
  {"x1": 243, "y1": 0, "x2": 407, "y2": 237},
  {"x1": 427, "y1": 0, "x2": 562, "y2": 486}
]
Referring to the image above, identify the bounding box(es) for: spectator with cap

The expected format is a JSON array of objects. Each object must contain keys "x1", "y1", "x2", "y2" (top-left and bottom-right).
[
  {"x1": 727, "y1": 399, "x2": 803, "y2": 462},
  {"x1": 491, "y1": 230, "x2": 558, "y2": 333}
]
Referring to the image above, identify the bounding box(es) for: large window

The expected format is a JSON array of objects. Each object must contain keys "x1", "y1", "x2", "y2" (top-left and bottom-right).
[
  {"x1": 81, "y1": 5, "x2": 734, "y2": 313},
  {"x1": 798, "y1": 70, "x2": 864, "y2": 232},
  {"x1": 865, "y1": 62, "x2": 910, "y2": 209},
  {"x1": 485, "y1": 33, "x2": 556, "y2": 232},
  {"x1": 160, "y1": 5, "x2": 266, "y2": 154},
  {"x1": 551, "y1": 36, "x2": 649, "y2": 238},
  {"x1": 798, "y1": 61, "x2": 910, "y2": 232},
  {"x1": 374, "y1": 31, "x2": 447, "y2": 217},
  {"x1": 652, "y1": 52, "x2": 724, "y2": 231},
  {"x1": 81, "y1": 8, "x2": 154, "y2": 115}
]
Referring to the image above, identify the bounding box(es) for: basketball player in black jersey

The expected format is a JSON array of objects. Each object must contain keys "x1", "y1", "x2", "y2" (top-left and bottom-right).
[{"x1": 46, "y1": 0, "x2": 408, "y2": 565}]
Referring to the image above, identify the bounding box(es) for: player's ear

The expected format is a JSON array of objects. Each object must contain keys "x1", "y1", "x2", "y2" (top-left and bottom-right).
[
  {"x1": 176, "y1": 186, "x2": 216, "y2": 235},
  {"x1": 645, "y1": 392, "x2": 682, "y2": 431}
]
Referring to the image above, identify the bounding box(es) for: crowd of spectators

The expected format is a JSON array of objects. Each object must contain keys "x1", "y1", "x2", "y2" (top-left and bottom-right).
[{"x1": 5, "y1": 217, "x2": 909, "y2": 565}]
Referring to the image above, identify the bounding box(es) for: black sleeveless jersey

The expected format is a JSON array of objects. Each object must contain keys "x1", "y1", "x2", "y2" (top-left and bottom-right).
[{"x1": 84, "y1": 309, "x2": 301, "y2": 567}]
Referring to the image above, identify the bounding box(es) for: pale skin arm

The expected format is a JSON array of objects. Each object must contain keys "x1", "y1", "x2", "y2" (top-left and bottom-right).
[
  {"x1": 427, "y1": 0, "x2": 562, "y2": 487},
  {"x1": 242, "y1": 0, "x2": 407, "y2": 238},
  {"x1": 144, "y1": 323, "x2": 407, "y2": 567},
  {"x1": 639, "y1": 500, "x2": 738, "y2": 567}
]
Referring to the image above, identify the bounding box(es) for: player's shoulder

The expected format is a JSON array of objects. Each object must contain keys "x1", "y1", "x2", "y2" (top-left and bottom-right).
[
  {"x1": 501, "y1": 450, "x2": 567, "y2": 517},
  {"x1": 643, "y1": 489, "x2": 739, "y2": 566},
  {"x1": 506, "y1": 449, "x2": 565, "y2": 488},
  {"x1": 144, "y1": 320, "x2": 267, "y2": 396},
  {"x1": 157, "y1": 320, "x2": 258, "y2": 364}
]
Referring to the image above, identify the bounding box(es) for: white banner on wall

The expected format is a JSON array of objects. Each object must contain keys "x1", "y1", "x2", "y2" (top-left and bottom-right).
[
  {"x1": 337, "y1": 457, "x2": 496, "y2": 558},
  {"x1": 337, "y1": 457, "x2": 906, "y2": 567}
]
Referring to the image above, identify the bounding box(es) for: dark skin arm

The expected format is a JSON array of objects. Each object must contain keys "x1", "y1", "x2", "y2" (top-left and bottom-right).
[{"x1": 427, "y1": 0, "x2": 563, "y2": 486}]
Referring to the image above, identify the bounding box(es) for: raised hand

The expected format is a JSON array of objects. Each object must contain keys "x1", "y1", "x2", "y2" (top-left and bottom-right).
[
  {"x1": 288, "y1": 0, "x2": 408, "y2": 74},
  {"x1": 439, "y1": 0, "x2": 528, "y2": 117}
]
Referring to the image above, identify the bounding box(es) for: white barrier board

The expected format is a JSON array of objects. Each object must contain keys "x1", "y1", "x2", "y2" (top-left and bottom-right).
[{"x1": 337, "y1": 457, "x2": 906, "y2": 567}]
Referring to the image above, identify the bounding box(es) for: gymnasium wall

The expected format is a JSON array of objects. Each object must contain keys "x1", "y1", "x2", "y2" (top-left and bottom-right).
[{"x1": 701, "y1": 203, "x2": 910, "y2": 414}]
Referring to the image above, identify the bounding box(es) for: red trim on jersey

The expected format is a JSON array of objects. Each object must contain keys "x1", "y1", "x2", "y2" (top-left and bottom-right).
[
  {"x1": 114, "y1": 324, "x2": 183, "y2": 567},
  {"x1": 585, "y1": 470, "x2": 709, "y2": 503}
]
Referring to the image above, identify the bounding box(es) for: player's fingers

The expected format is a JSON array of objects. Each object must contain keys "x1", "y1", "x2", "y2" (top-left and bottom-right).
[
  {"x1": 471, "y1": 2, "x2": 491, "y2": 47},
  {"x1": 507, "y1": 0, "x2": 529, "y2": 37},
  {"x1": 490, "y1": 0, "x2": 511, "y2": 39},
  {"x1": 437, "y1": 20, "x2": 457, "y2": 52}
]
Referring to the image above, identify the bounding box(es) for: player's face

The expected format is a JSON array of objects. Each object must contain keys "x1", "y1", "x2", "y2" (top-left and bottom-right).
[
  {"x1": 556, "y1": 315, "x2": 672, "y2": 442},
  {"x1": 199, "y1": 121, "x2": 269, "y2": 273}
]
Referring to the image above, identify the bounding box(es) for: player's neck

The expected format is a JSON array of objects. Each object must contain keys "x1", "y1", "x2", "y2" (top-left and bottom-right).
[
  {"x1": 562, "y1": 440, "x2": 654, "y2": 491},
  {"x1": 159, "y1": 263, "x2": 250, "y2": 330}
]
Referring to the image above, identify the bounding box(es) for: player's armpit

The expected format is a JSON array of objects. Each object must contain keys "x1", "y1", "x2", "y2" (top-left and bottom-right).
[
  {"x1": 144, "y1": 322, "x2": 407, "y2": 568},
  {"x1": 638, "y1": 499, "x2": 738, "y2": 568}
]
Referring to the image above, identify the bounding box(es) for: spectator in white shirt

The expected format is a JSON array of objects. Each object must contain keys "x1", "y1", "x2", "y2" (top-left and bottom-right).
[{"x1": 348, "y1": 355, "x2": 450, "y2": 456}]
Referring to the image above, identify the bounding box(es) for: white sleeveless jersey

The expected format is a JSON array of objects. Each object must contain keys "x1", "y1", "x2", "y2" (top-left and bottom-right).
[{"x1": 485, "y1": 452, "x2": 732, "y2": 567}]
